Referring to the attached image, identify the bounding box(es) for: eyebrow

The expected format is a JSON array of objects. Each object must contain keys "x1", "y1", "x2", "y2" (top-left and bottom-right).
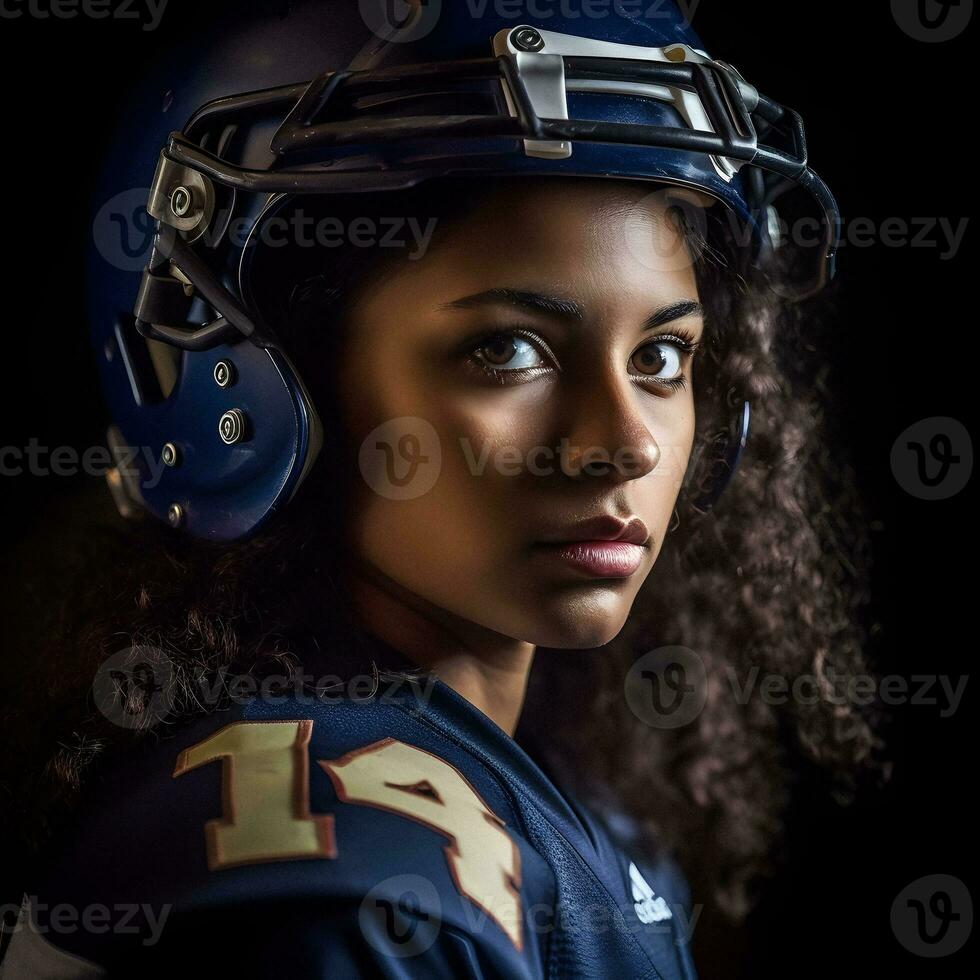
[
  {"x1": 440, "y1": 288, "x2": 704, "y2": 332},
  {"x1": 440, "y1": 288, "x2": 584, "y2": 320}
]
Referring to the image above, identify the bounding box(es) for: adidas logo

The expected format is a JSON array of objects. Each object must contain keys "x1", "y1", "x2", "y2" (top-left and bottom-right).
[{"x1": 629, "y1": 862, "x2": 673, "y2": 924}]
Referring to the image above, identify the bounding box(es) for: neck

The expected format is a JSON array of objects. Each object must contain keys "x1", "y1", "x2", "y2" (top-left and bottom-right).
[{"x1": 342, "y1": 559, "x2": 536, "y2": 737}]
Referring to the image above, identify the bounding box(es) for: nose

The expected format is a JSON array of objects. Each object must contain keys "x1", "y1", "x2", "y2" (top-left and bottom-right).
[{"x1": 558, "y1": 367, "x2": 661, "y2": 482}]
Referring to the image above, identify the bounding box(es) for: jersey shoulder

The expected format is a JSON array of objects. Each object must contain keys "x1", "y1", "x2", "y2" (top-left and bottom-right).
[{"x1": 12, "y1": 683, "x2": 554, "y2": 978}]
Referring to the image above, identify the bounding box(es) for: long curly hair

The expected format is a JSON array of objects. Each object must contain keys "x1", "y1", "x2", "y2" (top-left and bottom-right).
[{"x1": 0, "y1": 177, "x2": 886, "y2": 923}]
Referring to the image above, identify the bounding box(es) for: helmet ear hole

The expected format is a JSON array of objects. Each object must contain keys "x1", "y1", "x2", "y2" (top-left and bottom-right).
[{"x1": 238, "y1": 194, "x2": 341, "y2": 341}]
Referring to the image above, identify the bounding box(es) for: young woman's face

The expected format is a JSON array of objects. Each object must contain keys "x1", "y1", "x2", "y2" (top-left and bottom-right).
[{"x1": 336, "y1": 179, "x2": 704, "y2": 648}]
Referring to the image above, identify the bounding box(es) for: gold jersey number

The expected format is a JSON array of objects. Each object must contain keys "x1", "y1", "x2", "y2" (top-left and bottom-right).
[{"x1": 173, "y1": 719, "x2": 523, "y2": 949}]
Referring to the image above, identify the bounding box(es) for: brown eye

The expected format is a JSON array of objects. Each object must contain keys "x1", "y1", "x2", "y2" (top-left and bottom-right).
[
  {"x1": 473, "y1": 333, "x2": 547, "y2": 371},
  {"x1": 482, "y1": 336, "x2": 518, "y2": 365},
  {"x1": 631, "y1": 341, "x2": 683, "y2": 381}
]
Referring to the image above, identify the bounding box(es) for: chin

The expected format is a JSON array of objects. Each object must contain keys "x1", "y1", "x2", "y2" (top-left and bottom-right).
[{"x1": 521, "y1": 603, "x2": 632, "y2": 650}]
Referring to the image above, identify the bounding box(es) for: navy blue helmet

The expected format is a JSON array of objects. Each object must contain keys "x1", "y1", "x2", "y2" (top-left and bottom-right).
[{"x1": 89, "y1": 0, "x2": 838, "y2": 540}]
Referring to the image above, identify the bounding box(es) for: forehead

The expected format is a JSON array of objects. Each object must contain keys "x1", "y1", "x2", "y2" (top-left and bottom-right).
[{"x1": 388, "y1": 177, "x2": 703, "y2": 311}]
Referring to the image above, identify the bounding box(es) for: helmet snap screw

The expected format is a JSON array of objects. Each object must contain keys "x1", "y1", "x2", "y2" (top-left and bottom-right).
[
  {"x1": 171, "y1": 186, "x2": 194, "y2": 217},
  {"x1": 218, "y1": 408, "x2": 247, "y2": 445},
  {"x1": 161, "y1": 442, "x2": 180, "y2": 467},
  {"x1": 512, "y1": 27, "x2": 544, "y2": 52},
  {"x1": 167, "y1": 503, "x2": 184, "y2": 527},
  {"x1": 213, "y1": 360, "x2": 236, "y2": 388}
]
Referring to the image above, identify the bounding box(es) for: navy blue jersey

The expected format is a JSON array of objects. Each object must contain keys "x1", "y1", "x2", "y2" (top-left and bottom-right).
[{"x1": 2, "y1": 655, "x2": 700, "y2": 979}]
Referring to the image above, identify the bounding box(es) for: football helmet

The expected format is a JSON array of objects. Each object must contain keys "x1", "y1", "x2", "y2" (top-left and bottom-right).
[{"x1": 89, "y1": 0, "x2": 838, "y2": 539}]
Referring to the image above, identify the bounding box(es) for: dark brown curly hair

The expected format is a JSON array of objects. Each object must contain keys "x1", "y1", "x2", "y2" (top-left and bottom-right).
[{"x1": 0, "y1": 177, "x2": 887, "y2": 926}]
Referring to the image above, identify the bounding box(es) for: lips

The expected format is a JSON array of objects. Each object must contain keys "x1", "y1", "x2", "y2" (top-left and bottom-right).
[
  {"x1": 540, "y1": 541, "x2": 646, "y2": 578},
  {"x1": 534, "y1": 515, "x2": 651, "y2": 578},
  {"x1": 538, "y1": 515, "x2": 651, "y2": 547}
]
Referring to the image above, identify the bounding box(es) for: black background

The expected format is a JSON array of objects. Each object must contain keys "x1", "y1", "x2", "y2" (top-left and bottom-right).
[{"x1": 0, "y1": 1, "x2": 972, "y2": 977}]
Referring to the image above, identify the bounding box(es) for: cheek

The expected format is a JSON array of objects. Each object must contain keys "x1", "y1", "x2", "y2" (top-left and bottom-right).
[
  {"x1": 635, "y1": 397, "x2": 697, "y2": 540},
  {"x1": 349, "y1": 463, "x2": 521, "y2": 632},
  {"x1": 340, "y1": 368, "x2": 534, "y2": 599},
  {"x1": 660, "y1": 399, "x2": 697, "y2": 486}
]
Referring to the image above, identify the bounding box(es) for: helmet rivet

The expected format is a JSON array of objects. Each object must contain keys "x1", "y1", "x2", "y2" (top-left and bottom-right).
[
  {"x1": 161, "y1": 442, "x2": 180, "y2": 467},
  {"x1": 213, "y1": 360, "x2": 235, "y2": 388},
  {"x1": 512, "y1": 27, "x2": 544, "y2": 52},
  {"x1": 171, "y1": 186, "x2": 194, "y2": 217},
  {"x1": 219, "y1": 408, "x2": 247, "y2": 445},
  {"x1": 167, "y1": 503, "x2": 184, "y2": 528}
]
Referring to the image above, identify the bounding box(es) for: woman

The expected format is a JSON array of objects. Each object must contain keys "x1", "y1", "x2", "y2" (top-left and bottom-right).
[{"x1": 0, "y1": 3, "x2": 883, "y2": 977}]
